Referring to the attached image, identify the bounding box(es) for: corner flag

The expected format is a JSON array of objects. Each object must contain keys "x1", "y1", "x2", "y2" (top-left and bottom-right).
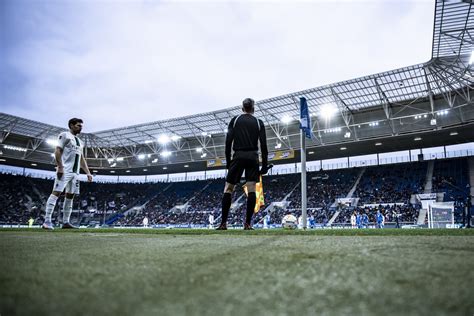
[
  {"x1": 300, "y1": 97, "x2": 312, "y2": 139},
  {"x1": 243, "y1": 175, "x2": 265, "y2": 213}
]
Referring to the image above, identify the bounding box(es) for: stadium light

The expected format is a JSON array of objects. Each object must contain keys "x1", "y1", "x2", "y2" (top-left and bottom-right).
[
  {"x1": 143, "y1": 169, "x2": 148, "y2": 172},
  {"x1": 308, "y1": 151, "x2": 314, "y2": 154},
  {"x1": 157, "y1": 134, "x2": 170, "y2": 145},
  {"x1": 196, "y1": 147, "x2": 203, "y2": 153},
  {"x1": 344, "y1": 132, "x2": 351, "y2": 138},
  {"x1": 450, "y1": 131, "x2": 458, "y2": 136},
  {"x1": 201, "y1": 132, "x2": 208, "y2": 136},
  {"x1": 46, "y1": 138, "x2": 59, "y2": 147},
  {"x1": 126, "y1": 170, "x2": 130, "y2": 173},
  {"x1": 375, "y1": 142, "x2": 382, "y2": 146},
  {"x1": 275, "y1": 142, "x2": 282, "y2": 149},
  {"x1": 171, "y1": 135, "x2": 181, "y2": 141},
  {"x1": 163, "y1": 167, "x2": 167, "y2": 170},
  {"x1": 50, "y1": 153, "x2": 55, "y2": 157},
  {"x1": 470, "y1": 50, "x2": 474, "y2": 64},
  {"x1": 0, "y1": 158, "x2": 6, "y2": 162},
  {"x1": 31, "y1": 163, "x2": 37, "y2": 166},
  {"x1": 110, "y1": 162, "x2": 117, "y2": 167},
  {"x1": 137, "y1": 154, "x2": 146, "y2": 160},
  {"x1": 340, "y1": 147, "x2": 347, "y2": 151},
  {"x1": 324, "y1": 127, "x2": 342, "y2": 134},
  {"x1": 223, "y1": 128, "x2": 228, "y2": 133},
  {"x1": 414, "y1": 137, "x2": 422, "y2": 141},
  {"x1": 151, "y1": 158, "x2": 158, "y2": 163},
  {"x1": 116, "y1": 157, "x2": 124, "y2": 162},
  {"x1": 3, "y1": 145, "x2": 27, "y2": 152},
  {"x1": 437, "y1": 110, "x2": 449, "y2": 116},
  {"x1": 144, "y1": 139, "x2": 154, "y2": 144},
  {"x1": 201, "y1": 153, "x2": 207, "y2": 158},
  {"x1": 184, "y1": 164, "x2": 189, "y2": 168},
  {"x1": 161, "y1": 151, "x2": 171, "y2": 158},
  {"x1": 319, "y1": 104, "x2": 337, "y2": 120},
  {"x1": 281, "y1": 115, "x2": 292, "y2": 124},
  {"x1": 110, "y1": 170, "x2": 115, "y2": 173}
]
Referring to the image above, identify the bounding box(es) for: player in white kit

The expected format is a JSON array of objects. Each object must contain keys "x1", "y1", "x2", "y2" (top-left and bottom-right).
[
  {"x1": 42, "y1": 118, "x2": 93, "y2": 230},
  {"x1": 208, "y1": 213, "x2": 215, "y2": 229}
]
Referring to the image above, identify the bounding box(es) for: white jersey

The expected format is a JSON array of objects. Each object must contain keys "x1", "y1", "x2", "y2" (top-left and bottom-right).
[
  {"x1": 57, "y1": 131, "x2": 84, "y2": 174},
  {"x1": 350, "y1": 215, "x2": 356, "y2": 226}
]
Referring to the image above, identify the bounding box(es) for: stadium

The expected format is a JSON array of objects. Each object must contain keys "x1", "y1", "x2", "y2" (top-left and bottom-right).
[{"x1": 1, "y1": 0, "x2": 474, "y2": 315}]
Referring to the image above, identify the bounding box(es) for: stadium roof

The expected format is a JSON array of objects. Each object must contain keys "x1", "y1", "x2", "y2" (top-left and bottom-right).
[
  {"x1": 432, "y1": 0, "x2": 474, "y2": 58},
  {"x1": 1, "y1": 0, "x2": 474, "y2": 175}
]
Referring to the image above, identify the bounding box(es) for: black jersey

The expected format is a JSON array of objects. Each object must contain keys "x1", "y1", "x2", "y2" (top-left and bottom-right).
[{"x1": 225, "y1": 113, "x2": 268, "y2": 167}]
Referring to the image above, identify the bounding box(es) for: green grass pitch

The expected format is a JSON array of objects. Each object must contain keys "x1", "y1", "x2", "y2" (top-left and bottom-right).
[{"x1": 1, "y1": 228, "x2": 473, "y2": 315}]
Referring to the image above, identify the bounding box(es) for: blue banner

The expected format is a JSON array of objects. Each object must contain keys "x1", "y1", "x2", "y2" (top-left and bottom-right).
[{"x1": 300, "y1": 97, "x2": 312, "y2": 139}]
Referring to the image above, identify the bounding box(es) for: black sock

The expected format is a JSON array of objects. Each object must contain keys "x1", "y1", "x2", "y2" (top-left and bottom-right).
[
  {"x1": 221, "y1": 193, "x2": 232, "y2": 225},
  {"x1": 246, "y1": 192, "x2": 256, "y2": 225}
]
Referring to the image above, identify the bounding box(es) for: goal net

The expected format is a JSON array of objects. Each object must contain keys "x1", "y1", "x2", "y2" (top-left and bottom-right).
[{"x1": 428, "y1": 202, "x2": 454, "y2": 228}]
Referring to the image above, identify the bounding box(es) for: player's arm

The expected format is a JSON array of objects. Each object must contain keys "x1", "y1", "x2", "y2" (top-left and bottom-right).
[
  {"x1": 225, "y1": 118, "x2": 235, "y2": 169},
  {"x1": 80, "y1": 152, "x2": 93, "y2": 182},
  {"x1": 55, "y1": 132, "x2": 68, "y2": 179},
  {"x1": 258, "y1": 120, "x2": 269, "y2": 174},
  {"x1": 54, "y1": 146, "x2": 64, "y2": 179}
]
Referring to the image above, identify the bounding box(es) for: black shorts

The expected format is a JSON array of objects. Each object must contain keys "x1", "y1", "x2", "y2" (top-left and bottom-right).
[{"x1": 226, "y1": 151, "x2": 260, "y2": 185}]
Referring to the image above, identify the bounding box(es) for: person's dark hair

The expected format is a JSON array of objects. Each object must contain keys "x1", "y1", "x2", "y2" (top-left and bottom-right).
[
  {"x1": 242, "y1": 98, "x2": 255, "y2": 112},
  {"x1": 68, "y1": 118, "x2": 83, "y2": 129}
]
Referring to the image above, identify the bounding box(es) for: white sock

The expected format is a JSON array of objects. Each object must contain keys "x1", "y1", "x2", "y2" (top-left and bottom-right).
[
  {"x1": 62, "y1": 198, "x2": 73, "y2": 223},
  {"x1": 45, "y1": 194, "x2": 58, "y2": 223}
]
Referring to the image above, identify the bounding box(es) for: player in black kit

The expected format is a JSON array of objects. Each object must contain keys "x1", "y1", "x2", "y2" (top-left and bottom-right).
[{"x1": 216, "y1": 98, "x2": 269, "y2": 230}]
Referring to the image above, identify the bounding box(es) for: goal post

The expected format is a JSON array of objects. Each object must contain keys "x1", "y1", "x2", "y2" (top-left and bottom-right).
[{"x1": 428, "y1": 202, "x2": 455, "y2": 228}]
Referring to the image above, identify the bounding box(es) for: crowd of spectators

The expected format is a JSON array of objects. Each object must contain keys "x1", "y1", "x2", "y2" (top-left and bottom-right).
[
  {"x1": 355, "y1": 162, "x2": 426, "y2": 204},
  {"x1": 287, "y1": 168, "x2": 359, "y2": 209},
  {"x1": 432, "y1": 158, "x2": 469, "y2": 201},
  {"x1": 334, "y1": 204, "x2": 420, "y2": 225},
  {"x1": 0, "y1": 157, "x2": 470, "y2": 227}
]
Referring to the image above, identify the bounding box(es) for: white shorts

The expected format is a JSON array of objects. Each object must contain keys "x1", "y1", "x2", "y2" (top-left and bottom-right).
[{"x1": 53, "y1": 172, "x2": 80, "y2": 195}]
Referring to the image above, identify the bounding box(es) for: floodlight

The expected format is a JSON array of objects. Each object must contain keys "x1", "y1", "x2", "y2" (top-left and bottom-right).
[
  {"x1": 46, "y1": 138, "x2": 59, "y2": 147},
  {"x1": 319, "y1": 104, "x2": 337, "y2": 120},
  {"x1": 171, "y1": 135, "x2": 181, "y2": 141},
  {"x1": 470, "y1": 50, "x2": 474, "y2": 64},
  {"x1": 157, "y1": 134, "x2": 170, "y2": 145},
  {"x1": 137, "y1": 154, "x2": 146, "y2": 160},
  {"x1": 161, "y1": 151, "x2": 171, "y2": 158},
  {"x1": 281, "y1": 115, "x2": 292, "y2": 124}
]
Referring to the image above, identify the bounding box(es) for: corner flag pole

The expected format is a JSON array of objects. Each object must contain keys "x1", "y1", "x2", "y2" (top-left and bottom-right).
[
  {"x1": 301, "y1": 129, "x2": 307, "y2": 230},
  {"x1": 299, "y1": 97, "x2": 311, "y2": 230}
]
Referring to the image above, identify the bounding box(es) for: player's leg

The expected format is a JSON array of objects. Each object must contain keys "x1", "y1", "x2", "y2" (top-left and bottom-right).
[
  {"x1": 243, "y1": 159, "x2": 259, "y2": 230},
  {"x1": 244, "y1": 181, "x2": 256, "y2": 229},
  {"x1": 43, "y1": 191, "x2": 61, "y2": 230},
  {"x1": 217, "y1": 160, "x2": 243, "y2": 230},
  {"x1": 62, "y1": 174, "x2": 79, "y2": 229},
  {"x1": 43, "y1": 175, "x2": 68, "y2": 229},
  {"x1": 217, "y1": 182, "x2": 235, "y2": 229}
]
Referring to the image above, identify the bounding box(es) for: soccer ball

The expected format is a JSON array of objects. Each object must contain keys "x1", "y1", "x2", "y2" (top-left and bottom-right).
[{"x1": 281, "y1": 214, "x2": 297, "y2": 229}]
